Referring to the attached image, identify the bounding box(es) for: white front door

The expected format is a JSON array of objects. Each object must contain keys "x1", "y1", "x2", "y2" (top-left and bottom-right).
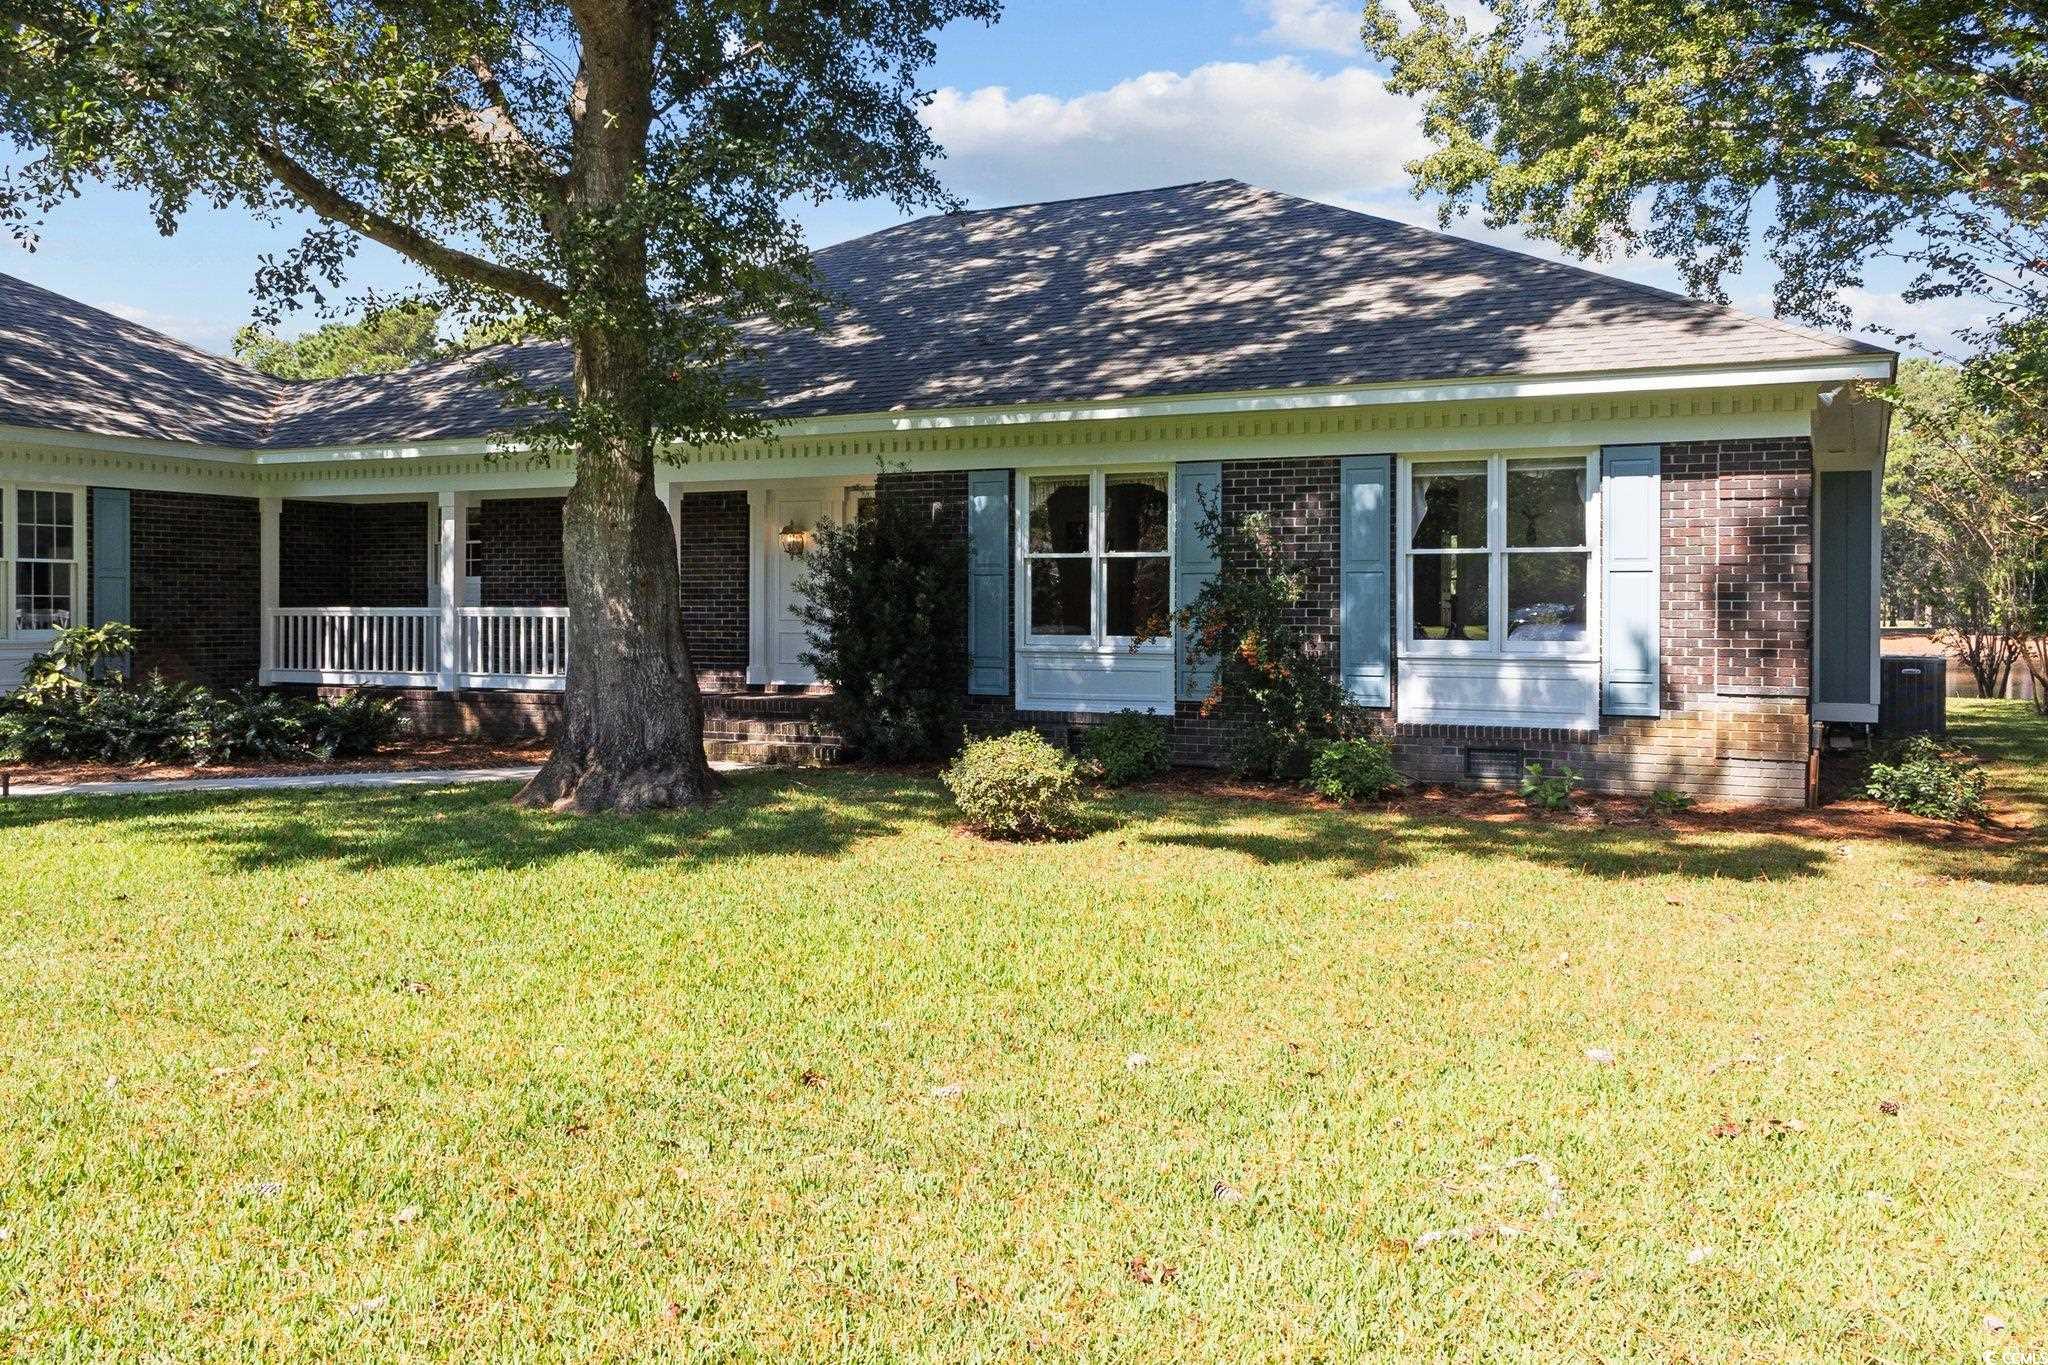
[{"x1": 761, "y1": 484, "x2": 836, "y2": 686}]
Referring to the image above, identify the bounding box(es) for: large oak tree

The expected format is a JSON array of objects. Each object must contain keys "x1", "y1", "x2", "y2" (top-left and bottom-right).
[
  {"x1": 0, "y1": 0, "x2": 996, "y2": 811},
  {"x1": 1361, "y1": 0, "x2": 2047, "y2": 402}
]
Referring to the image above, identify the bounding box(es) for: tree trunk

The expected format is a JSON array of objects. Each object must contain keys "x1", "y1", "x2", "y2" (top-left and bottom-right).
[
  {"x1": 514, "y1": 7, "x2": 716, "y2": 814},
  {"x1": 514, "y1": 342, "x2": 717, "y2": 814}
]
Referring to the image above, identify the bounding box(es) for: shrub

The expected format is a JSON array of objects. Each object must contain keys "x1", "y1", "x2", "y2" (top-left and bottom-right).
[
  {"x1": 1862, "y1": 735, "x2": 1987, "y2": 820},
  {"x1": 942, "y1": 730, "x2": 1082, "y2": 839},
  {"x1": 1, "y1": 625, "x2": 403, "y2": 768},
  {"x1": 796, "y1": 468, "x2": 970, "y2": 762},
  {"x1": 305, "y1": 689, "x2": 404, "y2": 759},
  {"x1": 1520, "y1": 761, "x2": 1580, "y2": 812},
  {"x1": 1154, "y1": 498, "x2": 1369, "y2": 779},
  {"x1": 1647, "y1": 787, "x2": 1696, "y2": 816},
  {"x1": 1078, "y1": 710, "x2": 1171, "y2": 786},
  {"x1": 19, "y1": 622, "x2": 139, "y2": 696},
  {"x1": 1307, "y1": 736, "x2": 1404, "y2": 802}
]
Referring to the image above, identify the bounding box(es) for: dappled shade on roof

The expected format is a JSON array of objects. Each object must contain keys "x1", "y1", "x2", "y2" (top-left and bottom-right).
[{"x1": 0, "y1": 180, "x2": 1885, "y2": 453}]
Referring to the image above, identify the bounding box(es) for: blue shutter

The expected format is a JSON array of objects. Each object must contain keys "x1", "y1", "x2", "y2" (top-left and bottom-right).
[
  {"x1": 90, "y1": 488, "x2": 132, "y2": 626},
  {"x1": 1601, "y1": 445, "x2": 1661, "y2": 716},
  {"x1": 966, "y1": 469, "x2": 1010, "y2": 696},
  {"x1": 1339, "y1": 455, "x2": 1392, "y2": 707},
  {"x1": 1174, "y1": 461, "x2": 1222, "y2": 703}
]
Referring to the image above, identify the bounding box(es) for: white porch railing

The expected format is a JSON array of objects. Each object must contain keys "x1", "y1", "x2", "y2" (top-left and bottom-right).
[
  {"x1": 263, "y1": 605, "x2": 569, "y2": 690},
  {"x1": 457, "y1": 607, "x2": 569, "y2": 688},
  {"x1": 268, "y1": 607, "x2": 442, "y2": 686}
]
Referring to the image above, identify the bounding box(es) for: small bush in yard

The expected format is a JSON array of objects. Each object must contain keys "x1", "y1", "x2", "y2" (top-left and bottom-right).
[
  {"x1": 1078, "y1": 710, "x2": 1171, "y2": 786},
  {"x1": 1520, "y1": 761, "x2": 1580, "y2": 811},
  {"x1": 943, "y1": 730, "x2": 1082, "y2": 838},
  {"x1": 1307, "y1": 736, "x2": 1404, "y2": 802},
  {"x1": 1862, "y1": 735, "x2": 1987, "y2": 820}
]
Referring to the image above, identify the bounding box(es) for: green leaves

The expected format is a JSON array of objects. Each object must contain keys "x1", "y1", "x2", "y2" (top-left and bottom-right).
[{"x1": 1361, "y1": 0, "x2": 2048, "y2": 357}]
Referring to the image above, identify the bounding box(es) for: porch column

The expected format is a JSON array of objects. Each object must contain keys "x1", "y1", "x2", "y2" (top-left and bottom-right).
[
  {"x1": 436, "y1": 490, "x2": 466, "y2": 691},
  {"x1": 660, "y1": 480, "x2": 682, "y2": 565},
  {"x1": 257, "y1": 496, "x2": 281, "y2": 681}
]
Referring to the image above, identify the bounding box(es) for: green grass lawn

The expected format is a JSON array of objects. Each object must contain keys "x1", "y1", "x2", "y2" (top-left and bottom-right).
[{"x1": 2, "y1": 701, "x2": 2044, "y2": 1360}]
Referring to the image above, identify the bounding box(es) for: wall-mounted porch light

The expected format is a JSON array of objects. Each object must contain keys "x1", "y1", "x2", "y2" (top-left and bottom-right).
[{"x1": 778, "y1": 522, "x2": 810, "y2": 557}]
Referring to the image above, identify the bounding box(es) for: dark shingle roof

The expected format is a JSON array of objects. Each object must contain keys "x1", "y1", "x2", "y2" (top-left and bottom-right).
[
  {"x1": 0, "y1": 180, "x2": 1886, "y2": 453},
  {"x1": 0, "y1": 272, "x2": 282, "y2": 447}
]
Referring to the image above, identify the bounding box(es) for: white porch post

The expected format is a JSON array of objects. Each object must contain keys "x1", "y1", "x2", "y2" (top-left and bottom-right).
[
  {"x1": 258, "y1": 496, "x2": 281, "y2": 682},
  {"x1": 436, "y1": 490, "x2": 466, "y2": 691},
  {"x1": 745, "y1": 486, "x2": 766, "y2": 686}
]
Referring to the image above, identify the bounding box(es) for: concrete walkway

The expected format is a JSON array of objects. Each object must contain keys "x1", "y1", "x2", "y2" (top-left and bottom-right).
[
  {"x1": 2, "y1": 765, "x2": 544, "y2": 799},
  {"x1": 4, "y1": 760, "x2": 758, "y2": 800}
]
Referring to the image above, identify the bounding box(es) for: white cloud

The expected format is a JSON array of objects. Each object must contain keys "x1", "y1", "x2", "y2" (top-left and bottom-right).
[
  {"x1": 1833, "y1": 286, "x2": 1985, "y2": 353},
  {"x1": 95, "y1": 300, "x2": 239, "y2": 352},
  {"x1": 1250, "y1": 0, "x2": 1363, "y2": 56},
  {"x1": 923, "y1": 58, "x2": 1430, "y2": 207}
]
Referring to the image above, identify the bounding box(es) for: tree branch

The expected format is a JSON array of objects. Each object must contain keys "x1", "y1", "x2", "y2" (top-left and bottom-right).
[
  {"x1": 252, "y1": 138, "x2": 566, "y2": 313},
  {"x1": 462, "y1": 55, "x2": 567, "y2": 191}
]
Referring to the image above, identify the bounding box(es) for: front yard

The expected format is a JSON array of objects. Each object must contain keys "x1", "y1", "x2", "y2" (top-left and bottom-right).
[{"x1": 2, "y1": 701, "x2": 2043, "y2": 1360}]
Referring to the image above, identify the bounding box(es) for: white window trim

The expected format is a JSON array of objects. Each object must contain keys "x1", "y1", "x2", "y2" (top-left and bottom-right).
[
  {"x1": 1015, "y1": 466, "x2": 1175, "y2": 657},
  {"x1": 1397, "y1": 450, "x2": 1601, "y2": 665},
  {"x1": 1, "y1": 482, "x2": 86, "y2": 644}
]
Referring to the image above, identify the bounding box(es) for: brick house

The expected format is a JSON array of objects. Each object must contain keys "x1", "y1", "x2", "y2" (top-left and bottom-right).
[{"x1": 0, "y1": 181, "x2": 1892, "y2": 802}]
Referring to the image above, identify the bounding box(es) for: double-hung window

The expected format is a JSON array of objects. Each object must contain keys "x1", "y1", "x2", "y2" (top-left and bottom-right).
[
  {"x1": 1023, "y1": 470, "x2": 1171, "y2": 645},
  {"x1": 1405, "y1": 455, "x2": 1593, "y2": 655},
  {"x1": 4, "y1": 485, "x2": 82, "y2": 639}
]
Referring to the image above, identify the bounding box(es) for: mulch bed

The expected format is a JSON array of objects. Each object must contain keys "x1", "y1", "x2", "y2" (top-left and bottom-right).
[
  {"x1": 4, "y1": 743, "x2": 2027, "y2": 850},
  {"x1": 1, "y1": 737, "x2": 551, "y2": 788},
  {"x1": 1130, "y1": 768, "x2": 2032, "y2": 847}
]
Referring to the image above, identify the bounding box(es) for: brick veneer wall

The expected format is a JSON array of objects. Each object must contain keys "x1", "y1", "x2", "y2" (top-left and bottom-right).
[
  {"x1": 279, "y1": 500, "x2": 429, "y2": 607},
  {"x1": 961, "y1": 459, "x2": 1347, "y2": 768},
  {"x1": 349, "y1": 503, "x2": 431, "y2": 607},
  {"x1": 125, "y1": 490, "x2": 262, "y2": 686},
  {"x1": 677, "y1": 490, "x2": 750, "y2": 683},
  {"x1": 1664, "y1": 438, "x2": 1812, "y2": 703},
  {"x1": 277, "y1": 501, "x2": 351, "y2": 607},
  {"x1": 1381, "y1": 436, "x2": 1815, "y2": 804},
  {"x1": 950, "y1": 442, "x2": 1813, "y2": 802},
  {"x1": 480, "y1": 497, "x2": 565, "y2": 607}
]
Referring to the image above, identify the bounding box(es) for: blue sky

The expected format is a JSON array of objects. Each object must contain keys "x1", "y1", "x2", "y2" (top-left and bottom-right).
[{"x1": 1, "y1": 0, "x2": 1961, "y2": 356}]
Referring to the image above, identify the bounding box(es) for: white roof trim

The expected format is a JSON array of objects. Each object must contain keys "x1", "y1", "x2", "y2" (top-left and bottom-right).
[
  {"x1": 764, "y1": 357, "x2": 1894, "y2": 438},
  {"x1": 7, "y1": 353, "x2": 1893, "y2": 469}
]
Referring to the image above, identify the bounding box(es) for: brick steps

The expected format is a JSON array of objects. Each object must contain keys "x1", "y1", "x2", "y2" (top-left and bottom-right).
[
  {"x1": 705, "y1": 738, "x2": 841, "y2": 766},
  {"x1": 702, "y1": 692, "x2": 841, "y2": 767}
]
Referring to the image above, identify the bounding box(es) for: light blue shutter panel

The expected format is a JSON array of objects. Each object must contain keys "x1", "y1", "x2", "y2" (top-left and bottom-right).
[
  {"x1": 965, "y1": 469, "x2": 1011, "y2": 696},
  {"x1": 90, "y1": 487, "x2": 132, "y2": 626},
  {"x1": 1600, "y1": 444, "x2": 1661, "y2": 716},
  {"x1": 1173, "y1": 461, "x2": 1222, "y2": 703},
  {"x1": 1339, "y1": 455, "x2": 1392, "y2": 707}
]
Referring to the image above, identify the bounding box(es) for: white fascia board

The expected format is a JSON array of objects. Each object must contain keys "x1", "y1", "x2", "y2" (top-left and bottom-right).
[
  {"x1": 254, "y1": 436, "x2": 515, "y2": 465},
  {"x1": 761, "y1": 357, "x2": 1895, "y2": 438}
]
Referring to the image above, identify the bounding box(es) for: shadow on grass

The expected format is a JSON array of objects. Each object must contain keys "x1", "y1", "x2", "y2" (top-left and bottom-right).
[
  {"x1": 0, "y1": 768, "x2": 959, "y2": 875},
  {"x1": 11, "y1": 757, "x2": 2041, "y2": 889},
  {"x1": 1136, "y1": 798, "x2": 1835, "y2": 882}
]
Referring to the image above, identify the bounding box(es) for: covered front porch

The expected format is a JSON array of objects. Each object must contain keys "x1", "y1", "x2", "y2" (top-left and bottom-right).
[{"x1": 253, "y1": 478, "x2": 869, "y2": 696}]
